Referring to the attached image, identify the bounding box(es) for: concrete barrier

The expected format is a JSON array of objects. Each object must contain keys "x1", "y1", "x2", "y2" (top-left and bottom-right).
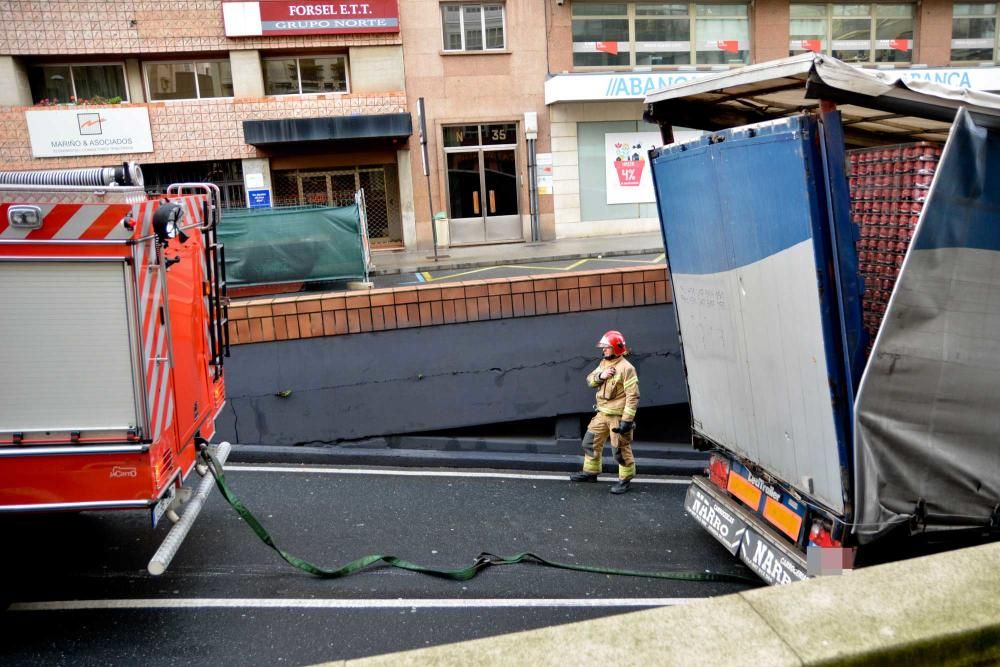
[{"x1": 332, "y1": 541, "x2": 1000, "y2": 666}]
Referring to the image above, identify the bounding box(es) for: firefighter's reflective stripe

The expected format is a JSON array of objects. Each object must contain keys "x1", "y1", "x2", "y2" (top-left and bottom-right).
[
  {"x1": 0, "y1": 203, "x2": 134, "y2": 240},
  {"x1": 618, "y1": 463, "x2": 636, "y2": 479},
  {"x1": 597, "y1": 406, "x2": 624, "y2": 416},
  {"x1": 583, "y1": 456, "x2": 602, "y2": 473}
]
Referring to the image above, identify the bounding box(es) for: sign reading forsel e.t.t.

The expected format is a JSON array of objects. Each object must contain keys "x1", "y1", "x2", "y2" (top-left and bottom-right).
[{"x1": 223, "y1": 1, "x2": 400, "y2": 36}]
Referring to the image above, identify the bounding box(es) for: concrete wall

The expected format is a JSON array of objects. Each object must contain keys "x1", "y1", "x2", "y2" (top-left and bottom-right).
[
  {"x1": 0, "y1": 56, "x2": 31, "y2": 107},
  {"x1": 349, "y1": 46, "x2": 405, "y2": 93},
  {"x1": 230, "y1": 49, "x2": 265, "y2": 98},
  {"x1": 216, "y1": 306, "x2": 684, "y2": 446}
]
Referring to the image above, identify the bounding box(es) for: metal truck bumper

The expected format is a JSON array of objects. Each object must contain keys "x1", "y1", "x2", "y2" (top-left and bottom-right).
[{"x1": 686, "y1": 476, "x2": 808, "y2": 585}]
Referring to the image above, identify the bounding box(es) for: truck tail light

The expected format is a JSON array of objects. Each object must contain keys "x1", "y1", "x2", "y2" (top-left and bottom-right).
[
  {"x1": 808, "y1": 520, "x2": 841, "y2": 548},
  {"x1": 708, "y1": 454, "x2": 730, "y2": 489}
]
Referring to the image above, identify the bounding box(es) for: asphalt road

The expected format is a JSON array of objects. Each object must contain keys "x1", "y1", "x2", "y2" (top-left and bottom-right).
[{"x1": 0, "y1": 465, "x2": 758, "y2": 666}]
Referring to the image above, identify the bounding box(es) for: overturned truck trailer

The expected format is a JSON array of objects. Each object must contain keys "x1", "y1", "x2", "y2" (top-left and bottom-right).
[{"x1": 644, "y1": 53, "x2": 1000, "y2": 584}]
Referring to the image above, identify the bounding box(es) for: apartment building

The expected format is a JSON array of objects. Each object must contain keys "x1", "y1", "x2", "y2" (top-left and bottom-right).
[
  {"x1": 1, "y1": 1, "x2": 998, "y2": 252},
  {"x1": 0, "y1": 1, "x2": 412, "y2": 249},
  {"x1": 543, "y1": 0, "x2": 1000, "y2": 238}
]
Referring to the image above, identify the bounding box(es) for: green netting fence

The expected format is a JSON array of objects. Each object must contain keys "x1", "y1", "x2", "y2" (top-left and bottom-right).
[{"x1": 219, "y1": 204, "x2": 370, "y2": 287}]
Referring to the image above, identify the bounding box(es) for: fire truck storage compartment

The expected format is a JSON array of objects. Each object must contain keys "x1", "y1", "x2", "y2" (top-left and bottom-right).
[{"x1": 0, "y1": 260, "x2": 142, "y2": 439}]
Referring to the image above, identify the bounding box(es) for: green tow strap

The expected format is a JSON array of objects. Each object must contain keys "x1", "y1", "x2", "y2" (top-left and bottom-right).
[{"x1": 202, "y1": 450, "x2": 757, "y2": 585}]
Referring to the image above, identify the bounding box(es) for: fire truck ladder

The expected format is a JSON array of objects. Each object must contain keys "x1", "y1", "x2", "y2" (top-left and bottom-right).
[{"x1": 168, "y1": 183, "x2": 230, "y2": 375}]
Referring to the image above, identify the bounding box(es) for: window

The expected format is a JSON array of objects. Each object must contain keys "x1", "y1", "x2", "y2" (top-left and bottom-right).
[
  {"x1": 952, "y1": 3, "x2": 998, "y2": 62},
  {"x1": 144, "y1": 60, "x2": 233, "y2": 101},
  {"x1": 141, "y1": 160, "x2": 245, "y2": 210},
  {"x1": 28, "y1": 64, "x2": 128, "y2": 104},
  {"x1": 571, "y1": 3, "x2": 749, "y2": 68},
  {"x1": 263, "y1": 56, "x2": 348, "y2": 95},
  {"x1": 441, "y1": 3, "x2": 506, "y2": 51},
  {"x1": 789, "y1": 4, "x2": 914, "y2": 64}
]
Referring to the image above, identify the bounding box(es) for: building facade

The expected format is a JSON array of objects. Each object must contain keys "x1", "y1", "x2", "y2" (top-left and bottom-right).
[
  {"x1": 543, "y1": 0, "x2": 1000, "y2": 238},
  {"x1": 0, "y1": 1, "x2": 998, "y2": 252}
]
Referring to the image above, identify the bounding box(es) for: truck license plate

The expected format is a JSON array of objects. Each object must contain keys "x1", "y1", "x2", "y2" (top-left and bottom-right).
[
  {"x1": 684, "y1": 483, "x2": 747, "y2": 555},
  {"x1": 151, "y1": 485, "x2": 177, "y2": 529}
]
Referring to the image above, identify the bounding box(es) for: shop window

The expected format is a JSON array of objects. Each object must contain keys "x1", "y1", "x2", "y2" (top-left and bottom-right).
[
  {"x1": 571, "y1": 3, "x2": 749, "y2": 68},
  {"x1": 441, "y1": 3, "x2": 506, "y2": 51},
  {"x1": 952, "y1": 3, "x2": 998, "y2": 62},
  {"x1": 263, "y1": 56, "x2": 348, "y2": 95},
  {"x1": 28, "y1": 64, "x2": 128, "y2": 104},
  {"x1": 144, "y1": 60, "x2": 233, "y2": 101},
  {"x1": 789, "y1": 3, "x2": 914, "y2": 64}
]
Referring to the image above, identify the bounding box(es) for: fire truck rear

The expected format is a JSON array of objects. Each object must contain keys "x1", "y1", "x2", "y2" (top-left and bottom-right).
[{"x1": 0, "y1": 163, "x2": 229, "y2": 574}]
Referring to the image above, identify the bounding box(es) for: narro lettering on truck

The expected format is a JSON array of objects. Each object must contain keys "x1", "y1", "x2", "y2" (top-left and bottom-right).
[{"x1": 748, "y1": 537, "x2": 793, "y2": 585}]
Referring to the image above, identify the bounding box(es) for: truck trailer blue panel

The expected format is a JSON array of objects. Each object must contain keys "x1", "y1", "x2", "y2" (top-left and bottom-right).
[{"x1": 650, "y1": 114, "x2": 861, "y2": 515}]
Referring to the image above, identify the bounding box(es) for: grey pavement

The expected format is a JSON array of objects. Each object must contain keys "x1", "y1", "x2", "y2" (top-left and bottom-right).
[
  {"x1": 370, "y1": 231, "x2": 666, "y2": 276},
  {"x1": 0, "y1": 466, "x2": 751, "y2": 665}
]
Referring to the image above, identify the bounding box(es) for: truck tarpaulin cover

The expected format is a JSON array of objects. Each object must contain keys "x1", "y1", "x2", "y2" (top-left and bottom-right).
[
  {"x1": 218, "y1": 205, "x2": 366, "y2": 286},
  {"x1": 854, "y1": 108, "x2": 1000, "y2": 543}
]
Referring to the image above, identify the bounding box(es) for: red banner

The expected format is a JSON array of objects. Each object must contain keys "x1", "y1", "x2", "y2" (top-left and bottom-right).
[
  {"x1": 801, "y1": 39, "x2": 821, "y2": 52},
  {"x1": 596, "y1": 41, "x2": 619, "y2": 56},
  {"x1": 717, "y1": 40, "x2": 740, "y2": 53},
  {"x1": 890, "y1": 38, "x2": 911, "y2": 52},
  {"x1": 225, "y1": 1, "x2": 400, "y2": 36}
]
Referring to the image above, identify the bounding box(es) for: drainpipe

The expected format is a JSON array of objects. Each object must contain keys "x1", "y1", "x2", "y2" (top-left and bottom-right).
[{"x1": 524, "y1": 111, "x2": 539, "y2": 242}]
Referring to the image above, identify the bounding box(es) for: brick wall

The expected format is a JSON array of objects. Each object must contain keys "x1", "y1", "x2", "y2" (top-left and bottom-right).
[
  {"x1": 227, "y1": 266, "x2": 672, "y2": 345},
  {"x1": 0, "y1": 93, "x2": 407, "y2": 170},
  {"x1": 0, "y1": 1, "x2": 400, "y2": 55}
]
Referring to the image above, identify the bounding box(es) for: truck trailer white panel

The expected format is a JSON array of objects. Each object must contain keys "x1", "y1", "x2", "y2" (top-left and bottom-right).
[{"x1": 0, "y1": 261, "x2": 140, "y2": 436}]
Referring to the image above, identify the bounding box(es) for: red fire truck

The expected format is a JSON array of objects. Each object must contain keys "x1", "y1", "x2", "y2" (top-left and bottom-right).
[{"x1": 0, "y1": 163, "x2": 229, "y2": 574}]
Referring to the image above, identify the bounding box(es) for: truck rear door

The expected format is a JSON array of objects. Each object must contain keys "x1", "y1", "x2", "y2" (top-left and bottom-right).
[{"x1": 650, "y1": 114, "x2": 857, "y2": 514}]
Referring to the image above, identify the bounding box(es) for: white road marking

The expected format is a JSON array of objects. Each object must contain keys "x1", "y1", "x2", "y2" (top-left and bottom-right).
[
  {"x1": 225, "y1": 466, "x2": 692, "y2": 484},
  {"x1": 9, "y1": 598, "x2": 695, "y2": 612}
]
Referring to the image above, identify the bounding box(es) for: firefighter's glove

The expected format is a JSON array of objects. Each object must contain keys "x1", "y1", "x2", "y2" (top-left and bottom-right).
[{"x1": 612, "y1": 420, "x2": 634, "y2": 434}]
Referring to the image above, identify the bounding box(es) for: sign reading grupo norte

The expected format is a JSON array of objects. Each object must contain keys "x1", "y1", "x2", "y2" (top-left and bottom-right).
[
  {"x1": 25, "y1": 108, "x2": 154, "y2": 159},
  {"x1": 222, "y1": 0, "x2": 399, "y2": 36}
]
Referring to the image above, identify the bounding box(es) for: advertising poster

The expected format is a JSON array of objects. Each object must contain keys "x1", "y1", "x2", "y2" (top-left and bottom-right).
[{"x1": 604, "y1": 132, "x2": 660, "y2": 204}]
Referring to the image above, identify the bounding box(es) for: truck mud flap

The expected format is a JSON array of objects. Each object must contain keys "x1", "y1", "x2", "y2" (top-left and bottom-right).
[
  {"x1": 686, "y1": 477, "x2": 808, "y2": 585},
  {"x1": 684, "y1": 478, "x2": 747, "y2": 554},
  {"x1": 740, "y1": 526, "x2": 808, "y2": 586}
]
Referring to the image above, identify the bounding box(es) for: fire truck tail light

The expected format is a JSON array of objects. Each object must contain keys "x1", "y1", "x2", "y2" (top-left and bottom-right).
[
  {"x1": 708, "y1": 454, "x2": 730, "y2": 489},
  {"x1": 808, "y1": 520, "x2": 841, "y2": 548}
]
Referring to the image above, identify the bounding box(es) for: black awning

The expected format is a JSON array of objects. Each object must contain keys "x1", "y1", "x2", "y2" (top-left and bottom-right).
[{"x1": 244, "y1": 113, "x2": 412, "y2": 146}]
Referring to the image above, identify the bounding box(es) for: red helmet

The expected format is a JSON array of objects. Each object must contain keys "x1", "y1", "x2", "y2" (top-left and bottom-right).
[{"x1": 597, "y1": 330, "x2": 627, "y2": 355}]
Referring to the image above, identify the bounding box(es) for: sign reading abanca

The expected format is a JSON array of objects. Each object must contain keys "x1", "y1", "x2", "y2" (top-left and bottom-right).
[{"x1": 224, "y1": 1, "x2": 400, "y2": 36}]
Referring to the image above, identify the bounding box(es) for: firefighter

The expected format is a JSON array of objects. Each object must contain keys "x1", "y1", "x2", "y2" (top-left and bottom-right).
[{"x1": 570, "y1": 330, "x2": 639, "y2": 494}]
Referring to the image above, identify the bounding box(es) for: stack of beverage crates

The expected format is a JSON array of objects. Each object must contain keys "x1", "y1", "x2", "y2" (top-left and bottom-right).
[{"x1": 847, "y1": 141, "x2": 942, "y2": 353}]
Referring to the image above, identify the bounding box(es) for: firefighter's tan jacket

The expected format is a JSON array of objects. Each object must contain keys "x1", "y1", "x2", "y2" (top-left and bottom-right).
[{"x1": 587, "y1": 356, "x2": 639, "y2": 420}]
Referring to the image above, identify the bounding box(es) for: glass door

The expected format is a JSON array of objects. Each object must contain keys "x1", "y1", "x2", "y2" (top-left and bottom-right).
[
  {"x1": 446, "y1": 150, "x2": 486, "y2": 244},
  {"x1": 482, "y1": 147, "x2": 520, "y2": 242},
  {"x1": 444, "y1": 123, "x2": 522, "y2": 245}
]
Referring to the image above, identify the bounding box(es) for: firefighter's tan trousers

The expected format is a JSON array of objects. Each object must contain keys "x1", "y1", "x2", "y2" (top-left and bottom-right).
[{"x1": 581, "y1": 412, "x2": 636, "y2": 480}]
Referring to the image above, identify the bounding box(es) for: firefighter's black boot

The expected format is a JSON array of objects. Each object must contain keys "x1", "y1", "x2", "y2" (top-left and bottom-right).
[
  {"x1": 570, "y1": 471, "x2": 599, "y2": 483},
  {"x1": 610, "y1": 478, "x2": 632, "y2": 494}
]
